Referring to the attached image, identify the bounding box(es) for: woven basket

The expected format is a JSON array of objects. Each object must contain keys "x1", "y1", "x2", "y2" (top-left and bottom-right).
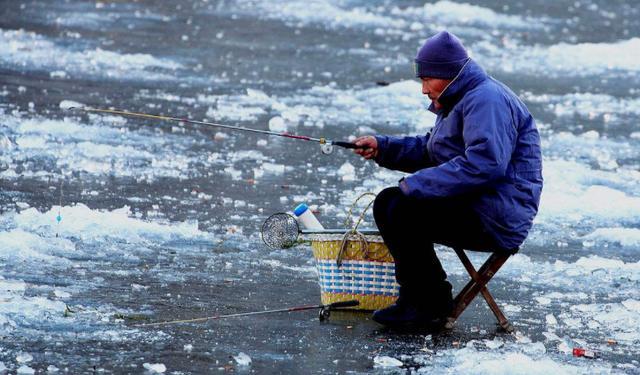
[{"x1": 303, "y1": 193, "x2": 399, "y2": 311}]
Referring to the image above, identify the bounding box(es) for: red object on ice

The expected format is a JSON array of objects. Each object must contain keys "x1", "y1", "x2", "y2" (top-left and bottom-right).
[{"x1": 573, "y1": 348, "x2": 596, "y2": 358}]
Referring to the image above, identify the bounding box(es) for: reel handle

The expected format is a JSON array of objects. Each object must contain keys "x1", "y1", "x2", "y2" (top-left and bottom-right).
[{"x1": 332, "y1": 141, "x2": 366, "y2": 149}]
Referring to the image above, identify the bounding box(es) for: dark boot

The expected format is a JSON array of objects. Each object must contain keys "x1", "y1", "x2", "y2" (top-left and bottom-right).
[
  {"x1": 372, "y1": 282, "x2": 453, "y2": 330},
  {"x1": 372, "y1": 302, "x2": 447, "y2": 331}
]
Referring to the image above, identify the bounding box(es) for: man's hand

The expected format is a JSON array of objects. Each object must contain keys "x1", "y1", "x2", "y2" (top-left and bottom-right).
[{"x1": 353, "y1": 136, "x2": 379, "y2": 160}]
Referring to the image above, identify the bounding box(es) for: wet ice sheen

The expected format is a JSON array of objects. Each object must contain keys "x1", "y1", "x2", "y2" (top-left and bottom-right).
[
  {"x1": 143, "y1": 81, "x2": 436, "y2": 132},
  {"x1": 0, "y1": 204, "x2": 213, "y2": 344}
]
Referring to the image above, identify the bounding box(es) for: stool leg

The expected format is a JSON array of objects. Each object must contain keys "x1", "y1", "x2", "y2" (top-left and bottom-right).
[{"x1": 448, "y1": 250, "x2": 513, "y2": 332}]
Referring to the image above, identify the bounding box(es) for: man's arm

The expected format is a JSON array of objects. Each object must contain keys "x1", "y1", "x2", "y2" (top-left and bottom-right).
[{"x1": 400, "y1": 93, "x2": 517, "y2": 198}]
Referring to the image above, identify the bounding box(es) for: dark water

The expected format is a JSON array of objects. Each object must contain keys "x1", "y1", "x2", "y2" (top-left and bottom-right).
[{"x1": 1, "y1": 0, "x2": 639, "y2": 373}]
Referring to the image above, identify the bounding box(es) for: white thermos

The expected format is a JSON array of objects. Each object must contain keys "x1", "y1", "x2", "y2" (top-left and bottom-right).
[{"x1": 293, "y1": 203, "x2": 324, "y2": 230}]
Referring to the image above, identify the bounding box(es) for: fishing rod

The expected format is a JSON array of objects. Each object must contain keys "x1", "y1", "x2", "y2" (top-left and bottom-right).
[
  {"x1": 62, "y1": 103, "x2": 366, "y2": 155},
  {"x1": 134, "y1": 300, "x2": 359, "y2": 327}
]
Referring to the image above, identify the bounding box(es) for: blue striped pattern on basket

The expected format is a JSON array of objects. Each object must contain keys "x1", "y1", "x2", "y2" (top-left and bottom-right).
[{"x1": 315, "y1": 259, "x2": 400, "y2": 296}]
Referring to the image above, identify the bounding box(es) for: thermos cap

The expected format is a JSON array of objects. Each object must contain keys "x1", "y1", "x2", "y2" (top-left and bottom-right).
[{"x1": 293, "y1": 203, "x2": 309, "y2": 216}]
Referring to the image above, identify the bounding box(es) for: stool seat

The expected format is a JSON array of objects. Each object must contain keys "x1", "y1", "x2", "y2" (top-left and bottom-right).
[{"x1": 445, "y1": 248, "x2": 517, "y2": 332}]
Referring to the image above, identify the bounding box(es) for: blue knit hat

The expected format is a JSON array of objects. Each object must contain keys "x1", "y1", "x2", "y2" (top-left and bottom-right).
[{"x1": 414, "y1": 31, "x2": 469, "y2": 79}]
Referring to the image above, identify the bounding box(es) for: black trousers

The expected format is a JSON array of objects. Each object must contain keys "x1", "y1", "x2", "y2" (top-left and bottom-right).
[{"x1": 373, "y1": 187, "x2": 498, "y2": 312}]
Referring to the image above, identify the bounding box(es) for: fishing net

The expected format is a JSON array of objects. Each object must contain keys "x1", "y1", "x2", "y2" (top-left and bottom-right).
[{"x1": 261, "y1": 213, "x2": 300, "y2": 249}]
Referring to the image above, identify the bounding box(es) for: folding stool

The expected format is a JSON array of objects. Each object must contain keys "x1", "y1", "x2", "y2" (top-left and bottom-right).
[{"x1": 444, "y1": 247, "x2": 519, "y2": 332}]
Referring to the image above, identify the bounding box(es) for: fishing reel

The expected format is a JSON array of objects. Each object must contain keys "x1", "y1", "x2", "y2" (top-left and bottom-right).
[
  {"x1": 318, "y1": 300, "x2": 359, "y2": 321},
  {"x1": 320, "y1": 143, "x2": 334, "y2": 155},
  {"x1": 318, "y1": 307, "x2": 331, "y2": 321}
]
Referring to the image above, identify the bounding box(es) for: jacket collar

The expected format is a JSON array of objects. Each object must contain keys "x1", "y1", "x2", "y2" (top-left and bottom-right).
[{"x1": 428, "y1": 59, "x2": 488, "y2": 114}]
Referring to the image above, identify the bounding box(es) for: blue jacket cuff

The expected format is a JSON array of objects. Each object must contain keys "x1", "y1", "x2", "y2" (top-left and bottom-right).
[{"x1": 374, "y1": 135, "x2": 389, "y2": 165}]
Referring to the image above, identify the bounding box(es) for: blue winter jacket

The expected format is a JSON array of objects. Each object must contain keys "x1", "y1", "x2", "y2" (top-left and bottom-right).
[{"x1": 375, "y1": 59, "x2": 542, "y2": 251}]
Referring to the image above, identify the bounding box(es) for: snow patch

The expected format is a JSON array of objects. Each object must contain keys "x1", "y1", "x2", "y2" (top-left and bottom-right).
[{"x1": 12, "y1": 204, "x2": 207, "y2": 243}]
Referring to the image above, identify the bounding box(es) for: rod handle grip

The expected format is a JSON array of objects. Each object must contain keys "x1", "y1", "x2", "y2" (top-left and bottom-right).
[
  {"x1": 333, "y1": 141, "x2": 366, "y2": 149},
  {"x1": 327, "y1": 300, "x2": 360, "y2": 309}
]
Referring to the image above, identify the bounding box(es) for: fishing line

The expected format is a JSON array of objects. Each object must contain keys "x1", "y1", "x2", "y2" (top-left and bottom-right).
[
  {"x1": 62, "y1": 104, "x2": 366, "y2": 155},
  {"x1": 134, "y1": 300, "x2": 359, "y2": 327}
]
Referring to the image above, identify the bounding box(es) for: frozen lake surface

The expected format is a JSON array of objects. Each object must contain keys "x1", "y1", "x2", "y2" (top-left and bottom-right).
[{"x1": 1, "y1": 0, "x2": 639, "y2": 373}]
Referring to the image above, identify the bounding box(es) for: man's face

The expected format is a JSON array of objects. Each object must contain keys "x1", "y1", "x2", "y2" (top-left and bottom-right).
[{"x1": 421, "y1": 77, "x2": 451, "y2": 101}]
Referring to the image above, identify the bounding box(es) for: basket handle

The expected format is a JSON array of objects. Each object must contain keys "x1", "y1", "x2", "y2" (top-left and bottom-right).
[
  {"x1": 337, "y1": 192, "x2": 377, "y2": 267},
  {"x1": 344, "y1": 192, "x2": 377, "y2": 232}
]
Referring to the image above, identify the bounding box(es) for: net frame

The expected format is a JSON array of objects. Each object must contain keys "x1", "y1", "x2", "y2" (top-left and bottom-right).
[{"x1": 261, "y1": 212, "x2": 300, "y2": 249}]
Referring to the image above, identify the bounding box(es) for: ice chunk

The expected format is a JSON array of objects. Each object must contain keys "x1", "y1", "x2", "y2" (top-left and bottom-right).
[
  {"x1": 16, "y1": 352, "x2": 33, "y2": 363},
  {"x1": 268, "y1": 116, "x2": 286, "y2": 132},
  {"x1": 142, "y1": 363, "x2": 166, "y2": 373},
  {"x1": 484, "y1": 338, "x2": 504, "y2": 349},
  {"x1": 16, "y1": 202, "x2": 30, "y2": 209},
  {"x1": 233, "y1": 352, "x2": 252, "y2": 367},
  {"x1": 583, "y1": 227, "x2": 640, "y2": 247},
  {"x1": 535, "y1": 296, "x2": 551, "y2": 305},
  {"x1": 246, "y1": 88, "x2": 271, "y2": 101},
  {"x1": 47, "y1": 365, "x2": 59, "y2": 372},
  {"x1": 528, "y1": 342, "x2": 547, "y2": 355},
  {"x1": 545, "y1": 314, "x2": 558, "y2": 326},
  {"x1": 17, "y1": 365, "x2": 35, "y2": 374},
  {"x1": 223, "y1": 166, "x2": 242, "y2": 180},
  {"x1": 373, "y1": 355, "x2": 403, "y2": 368},
  {"x1": 53, "y1": 290, "x2": 71, "y2": 298},
  {"x1": 214, "y1": 132, "x2": 228, "y2": 141},
  {"x1": 261, "y1": 163, "x2": 286, "y2": 175},
  {"x1": 50, "y1": 70, "x2": 67, "y2": 79},
  {"x1": 557, "y1": 339, "x2": 574, "y2": 355},
  {"x1": 131, "y1": 284, "x2": 149, "y2": 292},
  {"x1": 622, "y1": 299, "x2": 640, "y2": 311},
  {"x1": 183, "y1": 344, "x2": 193, "y2": 352},
  {"x1": 337, "y1": 162, "x2": 356, "y2": 181},
  {"x1": 59, "y1": 100, "x2": 84, "y2": 111}
]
